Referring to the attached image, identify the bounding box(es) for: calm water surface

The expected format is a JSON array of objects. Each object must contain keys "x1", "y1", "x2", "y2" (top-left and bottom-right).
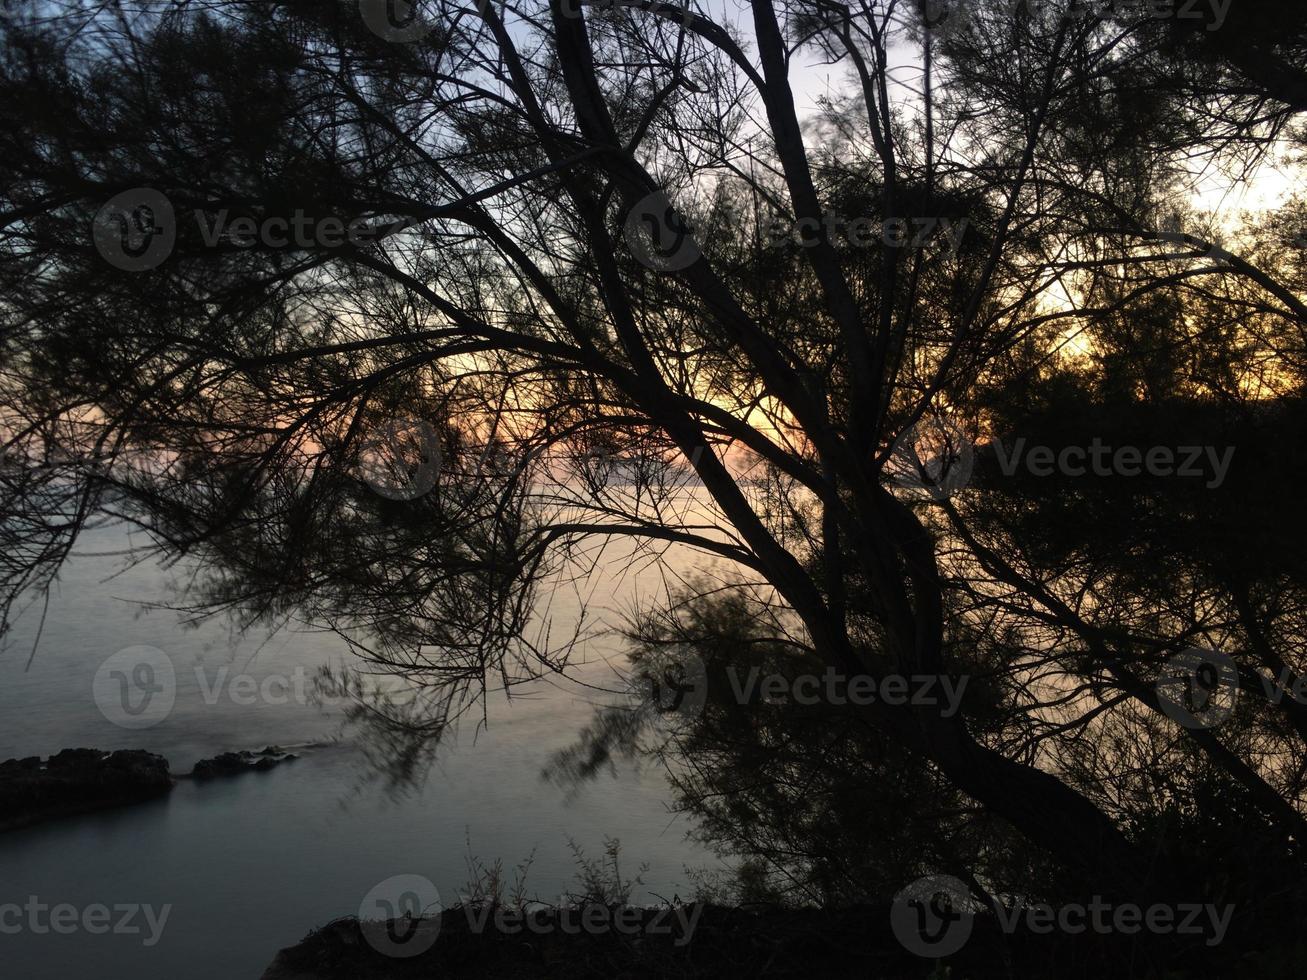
[{"x1": 0, "y1": 520, "x2": 720, "y2": 978}]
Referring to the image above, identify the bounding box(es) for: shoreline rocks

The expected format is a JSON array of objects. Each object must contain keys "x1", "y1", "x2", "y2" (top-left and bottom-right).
[
  {"x1": 0, "y1": 748, "x2": 174, "y2": 833},
  {"x1": 191, "y1": 748, "x2": 299, "y2": 781},
  {"x1": 0, "y1": 744, "x2": 307, "y2": 832}
]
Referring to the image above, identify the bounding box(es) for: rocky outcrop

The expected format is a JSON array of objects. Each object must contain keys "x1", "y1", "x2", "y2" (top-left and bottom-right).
[
  {"x1": 0, "y1": 748, "x2": 173, "y2": 832},
  {"x1": 191, "y1": 747, "x2": 298, "y2": 780}
]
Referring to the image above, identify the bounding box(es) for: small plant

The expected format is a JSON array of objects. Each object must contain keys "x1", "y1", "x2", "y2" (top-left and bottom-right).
[
  {"x1": 565, "y1": 836, "x2": 648, "y2": 907},
  {"x1": 687, "y1": 858, "x2": 789, "y2": 907},
  {"x1": 458, "y1": 832, "x2": 536, "y2": 911}
]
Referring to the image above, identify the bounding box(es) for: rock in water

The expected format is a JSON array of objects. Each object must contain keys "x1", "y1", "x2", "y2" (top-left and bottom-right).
[
  {"x1": 192, "y1": 749, "x2": 298, "y2": 780},
  {"x1": 0, "y1": 748, "x2": 173, "y2": 832}
]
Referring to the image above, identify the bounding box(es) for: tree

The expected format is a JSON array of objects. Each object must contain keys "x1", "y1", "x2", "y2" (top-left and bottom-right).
[{"x1": 2, "y1": 0, "x2": 1306, "y2": 922}]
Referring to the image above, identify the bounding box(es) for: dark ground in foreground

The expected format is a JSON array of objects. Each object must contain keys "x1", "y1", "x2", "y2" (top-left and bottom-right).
[{"x1": 260, "y1": 902, "x2": 1287, "y2": 979}]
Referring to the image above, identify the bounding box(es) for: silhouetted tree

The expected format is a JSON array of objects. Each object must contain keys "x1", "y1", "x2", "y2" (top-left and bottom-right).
[{"x1": 2, "y1": 0, "x2": 1306, "y2": 923}]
